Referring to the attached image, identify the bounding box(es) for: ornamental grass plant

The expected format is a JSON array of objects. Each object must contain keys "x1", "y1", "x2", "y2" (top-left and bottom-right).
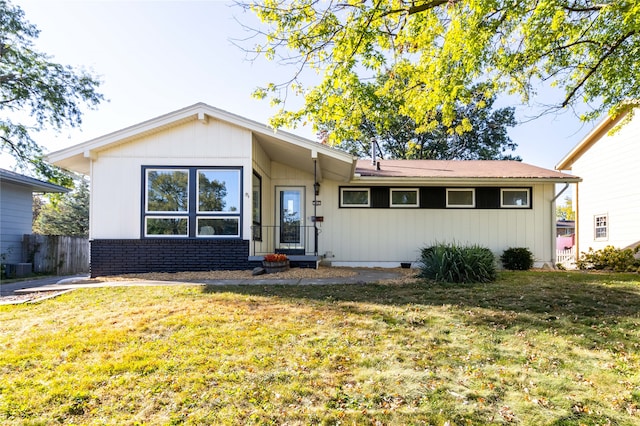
[{"x1": 420, "y1": 242, "x2": 497, "y2": 283}]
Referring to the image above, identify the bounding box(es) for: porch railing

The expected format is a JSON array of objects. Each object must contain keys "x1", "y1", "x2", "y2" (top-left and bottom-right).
[{"x1": 251, "y1": 225, "x2": 319, "y2": 256}]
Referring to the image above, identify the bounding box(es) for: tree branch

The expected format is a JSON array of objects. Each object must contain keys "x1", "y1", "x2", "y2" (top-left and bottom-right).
[{"x1": 562, "y1": 30, "x2": 637, "y2": 107}]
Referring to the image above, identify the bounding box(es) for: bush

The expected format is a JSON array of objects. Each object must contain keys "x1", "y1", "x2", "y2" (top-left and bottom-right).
[
  {"x1": 576, "y1": 245, "x2": 640, "y2": 272},
  {"x1": 500, "y1": 247, "x2": 534, "y2": 270},
  {"x1": 419, "y1": 243, "x2": 497, "y2": 283}
]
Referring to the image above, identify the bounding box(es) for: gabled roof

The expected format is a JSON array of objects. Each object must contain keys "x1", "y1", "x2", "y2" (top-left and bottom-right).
[
  {"x1": 46, "y1": 102, "x2": 579, "y2": 185},
  {"x1": 355, "y1": 160, "x2": 579, "y2": 184},
  {"x1": 555, "y1": 110, "x2": 629, "y2": 171},
  {"x1": 0, "y1": 168, "x2": 69, "y2": 193},
  {"x1": 46, "y1": 102, "x2": 356, "y2": 180}
]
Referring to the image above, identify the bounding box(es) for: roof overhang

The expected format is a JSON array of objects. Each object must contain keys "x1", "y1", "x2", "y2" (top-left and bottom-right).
[
  {"x1": 556, "y1": 110, "x2": 630, "y2": 171},
  {"x1": 351, "y1": 176, "x2": 581, "y2": 186},
  {"x1": 353, "y1": 160, "x2": 581, "y2": 185},
  {"x1": 46, "y1": 103, "x2": 355, "y2": 180},
  {"x1": 0, "y1": 169, "x2": 69, "y2": 193}
]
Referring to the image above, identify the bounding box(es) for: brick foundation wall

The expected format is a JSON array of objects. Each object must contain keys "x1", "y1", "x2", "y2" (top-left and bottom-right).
[{"x1": 90, "y1": 239, "x2": 253, "y2": 277}]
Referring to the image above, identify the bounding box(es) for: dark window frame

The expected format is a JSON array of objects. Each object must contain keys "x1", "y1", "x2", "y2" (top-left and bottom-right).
[
  {"x1": 252, "y1": 171, "x2": 262, "y2": 241},
  {"x1": 141, "y1": 166, "x2": 243, "y2": 239}
]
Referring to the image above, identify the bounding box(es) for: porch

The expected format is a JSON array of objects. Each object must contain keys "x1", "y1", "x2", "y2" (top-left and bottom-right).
[{"x1": 249, "y1": 225, "x2": 320, "y2": 268}]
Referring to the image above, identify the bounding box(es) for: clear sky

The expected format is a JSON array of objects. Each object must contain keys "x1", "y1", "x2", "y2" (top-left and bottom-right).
[{"x1": 9, "y1": 0, "x2": 597, "y2": 172}]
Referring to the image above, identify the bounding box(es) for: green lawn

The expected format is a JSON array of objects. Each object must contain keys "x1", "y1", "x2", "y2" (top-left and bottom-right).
[{"x1": 1, "y1": 271, "x2": 639, "y2": 425}]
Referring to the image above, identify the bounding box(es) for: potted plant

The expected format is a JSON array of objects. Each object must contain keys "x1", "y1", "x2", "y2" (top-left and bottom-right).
[{"x1": 262, "y1": 253, "x2": 290, "y2": 273}]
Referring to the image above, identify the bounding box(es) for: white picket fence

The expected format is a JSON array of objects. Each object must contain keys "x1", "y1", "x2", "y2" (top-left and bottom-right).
[{"x1": 556, "y1": 247, "x2": 576, "y2": 268}]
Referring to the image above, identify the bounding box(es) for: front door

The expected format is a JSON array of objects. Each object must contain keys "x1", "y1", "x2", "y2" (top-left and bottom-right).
[{"x1": 276, "y1": 187, "x2": 304, "y2": 250}]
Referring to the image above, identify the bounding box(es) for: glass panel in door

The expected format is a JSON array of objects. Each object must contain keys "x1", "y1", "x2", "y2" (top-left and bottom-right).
[{"x1": 277, "y1": 187, "x2": 304, "y2": 248}]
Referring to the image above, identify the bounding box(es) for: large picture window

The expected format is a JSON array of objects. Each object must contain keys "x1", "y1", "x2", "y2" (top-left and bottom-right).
[{"x1": 143, "y1": 166, "x2": 242, "y2": 238}]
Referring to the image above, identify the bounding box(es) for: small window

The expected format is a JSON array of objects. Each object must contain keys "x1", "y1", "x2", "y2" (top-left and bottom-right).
[
  {"x1": 446, "y1": 188, "x2": 475, "y2": 208},
  {"x1": 594, "y1": 214, "x2": 608, "y2": 240},
  {"x1": 501, "y1": 188, "x2": 530, "y2": 208},
  {"x1": 341, "y1": 188, "x2": 370, "y2": 207},
  {"x1": 145, "y1": 217, "x2": 188, "y2": 237},
  {"x1": 197, "y1": 217, "x2": 240, "y2": 237},
  {"x1": 390, "y1": 188, "x2": 419, "y2": 207}
]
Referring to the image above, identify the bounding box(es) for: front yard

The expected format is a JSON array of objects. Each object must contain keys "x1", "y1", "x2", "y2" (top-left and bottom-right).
[{"x1": 1, "y1": 271, "x2": 639, "y2": 424}]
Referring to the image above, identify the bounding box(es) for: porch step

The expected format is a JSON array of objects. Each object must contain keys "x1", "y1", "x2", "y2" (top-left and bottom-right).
[{"x1": 248, "y1": 255, "x2": 320, "y2": 269}]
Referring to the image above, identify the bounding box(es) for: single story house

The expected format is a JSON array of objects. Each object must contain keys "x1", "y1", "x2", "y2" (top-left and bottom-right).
[
  {"x1": 556, "y1": 109, "x2": 640, "y2": 255},
  {"x1": 0, "y1": 168, "x2": 69, "y2": 275},
  {"x1": 47, "y1": 103, "x2": 580, "y2": 277}
]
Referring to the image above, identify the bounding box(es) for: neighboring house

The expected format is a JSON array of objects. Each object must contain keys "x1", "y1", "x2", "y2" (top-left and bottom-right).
[
  {"x1": 556, "y1": 109, "x2": 640, "y2": 256},
  {"x1": 556, "y1": 220, "x2": 575, "y2": 251},
  {"x1": 47, "y1": 103, "x2": 579, "y2": 277},
  {"x1": 0, "y1": 169, "x2": 69, "y2": 271}
]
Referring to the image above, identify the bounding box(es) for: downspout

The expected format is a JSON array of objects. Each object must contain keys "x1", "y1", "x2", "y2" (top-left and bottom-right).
[{"x1": 551, "y1": 183, "x2": 570, "y2": 267}]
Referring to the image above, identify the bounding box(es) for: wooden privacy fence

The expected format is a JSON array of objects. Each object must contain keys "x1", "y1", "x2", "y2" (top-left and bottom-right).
[{"x1": 23, "y1": 234, "x2": 90, "y2": 275}]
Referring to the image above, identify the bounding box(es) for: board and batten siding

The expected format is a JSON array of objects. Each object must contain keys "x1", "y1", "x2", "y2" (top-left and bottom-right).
[
  {"x1": 571, "y1": 115, "x2": 640, "y2": 251},
  {"x1": 0, "y1": 182, "x2": 34, "y2": 263},
  {"x1": 251, "y1": 136, "x2": 274, "y2": 255},
  {"x1": 316, "y1": 181, "x2": 556, "y2": 267},
  {"x1": 90, "y1": 118, "x2": 254, "y2": 239}
]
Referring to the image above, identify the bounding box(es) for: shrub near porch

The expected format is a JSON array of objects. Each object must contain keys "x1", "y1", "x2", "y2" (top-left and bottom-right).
[{"x1": 0, "y1": 271, "x2": 639, "y2": 424}]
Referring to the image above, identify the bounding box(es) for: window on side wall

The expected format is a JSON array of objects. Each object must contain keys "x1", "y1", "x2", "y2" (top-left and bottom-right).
[
  {"x1": 340, "y1": 188, "x2": 370, "y2": 207},
  {"x1": 446, "y1": 188, "x2": 475, "y2": 208},
  {"x1": 594, "y1": 214, "x2": 608, "y2": 240},
  {"x1": 501, "y1": 188, "x2": 530, "y2": 208},
  {"x1": 143, "y1": 167, "x2": 242, "y2": 238},
  {"x1": 390, "y1": 188, "x2": 419, "y2": 207},
  {"x1": 252, "y1": 171, "x2": 262, "y2": 241}
]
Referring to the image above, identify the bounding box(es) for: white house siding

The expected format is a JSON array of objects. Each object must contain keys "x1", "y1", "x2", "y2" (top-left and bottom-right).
[
  {"x1": 570, "y1": 116, "x2": 640, "y2": 252},
  {"x1": 270, "y1": 161, "x2": 316, "y2": 220},
  {"x1": 251, "y1": 136, "x2": 273, "y2": 255},
  {"x1": 0, "y1": 183, "x2": 33, "y2": 263},
  {"x1": 317, "y1": 181, "x2": 556, "y2": 267},
  {"x1": 90, "y1": 118, "x2": 253, "y2": 239}
]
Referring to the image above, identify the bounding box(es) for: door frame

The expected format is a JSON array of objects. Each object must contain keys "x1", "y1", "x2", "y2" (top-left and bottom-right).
[{"x1": 275, "y1": 186, "x2": 305, "y2": 250}]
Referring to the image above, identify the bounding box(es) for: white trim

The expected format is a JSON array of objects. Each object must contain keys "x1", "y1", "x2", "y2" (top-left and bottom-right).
[
  {"x1": 446, "y1": 188, "x2": 475, "y2": 208},
  {"x1": 195, "y1": 168, "x2": 241, "y2": 214},
  {"x1": 594, "y1": 214, "x2": 608, "y2": 241},
  {"x1": 500, "y1": 188, "x2": 530, "y2": 208},
  {"x1": 196, "y1": 217, "x2": 240, "y2": 238},
  {"x1": 340, "y1": 187, "x2": 371, "y2": 207},
  {"x1": 390, "y1": 188, "x2": 419, "y2": 208},
  {"x1": 144, "y1": 216, "x2": 189, "y2": 237},
  {"x1": 145, "y1": 168, "x2": 189, "y2": 213}
]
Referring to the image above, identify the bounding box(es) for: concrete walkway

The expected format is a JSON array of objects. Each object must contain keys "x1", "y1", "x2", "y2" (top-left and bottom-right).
[{"x1": 4, "y1": 269, "x2": 404, "y2": 296}]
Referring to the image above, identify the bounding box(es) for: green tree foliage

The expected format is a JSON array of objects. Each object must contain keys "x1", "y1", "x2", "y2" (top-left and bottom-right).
[
  {"x1": 33, "y1": 179, "x2": 89, "y2": 237},
  {"x1": 243, "y1": 0, "x2": 639, "y2": 142},
  {"x1": 319, "y1": 84, "x2": 519, "y2": 159},
  {"x1": 0, "y1": 1, "x2": 103, "y2": 184},
  {"x1": 198, "y1": 173, "x2": 228, "y2": 212}
]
